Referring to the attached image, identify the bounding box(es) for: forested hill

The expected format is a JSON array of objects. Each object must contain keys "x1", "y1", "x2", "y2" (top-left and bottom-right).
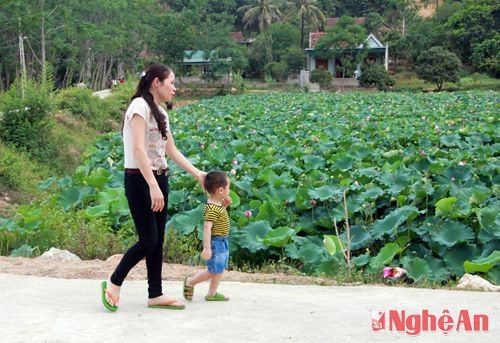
[{"x1": 1, "y1": 0, "x2": 498, "y2": 90}]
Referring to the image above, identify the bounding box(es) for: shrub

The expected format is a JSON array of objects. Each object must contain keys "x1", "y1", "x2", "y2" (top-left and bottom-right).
[
  {"x1": 265, "y1": 61, "x2": 289, "y2": 82},
  {"x1": 231, "y1": 73, "x2": 247, "y2": 93},
  {"x1": 164, "y1": 229, "x2": 200, "y2": 265},
  {"x1": 0, "y1": 78, "x2": 55, "y2": 161},
  {"x1": 264, "y1": 74, "x2": 277, "y2": 85},
  {"x1": 359, "y1": 64, "x2": 395, "y2": 91},
  {"x1": 55, "y1": 86, "x2": 116, "y2": 131},
  {"x1": 0, "y1": 142, "x2": 50, "y2": 195},
  {"x1": 310, "y1": 68, "x2": 332, "y2": 89},
  {"x1": 1, "y1": 205, "x2": 128, "y2": 259}
]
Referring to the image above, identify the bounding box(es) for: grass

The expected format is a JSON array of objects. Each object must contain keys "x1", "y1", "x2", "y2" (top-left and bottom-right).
[
  {"x1": 392, "y1": 71, "x2": 500, "y2": 91},
  {"x1": 0, "y1": 109, "x2": 107, "y2": 208}
]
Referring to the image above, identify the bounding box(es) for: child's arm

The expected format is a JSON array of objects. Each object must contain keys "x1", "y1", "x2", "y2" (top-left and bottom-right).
[{"x1": 201, "y1": 220, "x2": 213, "y2": 260}]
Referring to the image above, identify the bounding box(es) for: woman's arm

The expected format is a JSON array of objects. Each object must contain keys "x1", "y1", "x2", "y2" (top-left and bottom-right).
[
  {"x1": 130, "y1": 114, "x2": 165, "y2": 212},
  {"x1": 165, "y1": 128, "x2": 206, "y2": 187}
]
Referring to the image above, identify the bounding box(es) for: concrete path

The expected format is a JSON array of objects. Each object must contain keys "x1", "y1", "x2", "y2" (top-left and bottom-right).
[{"x1": 0, "y1": 273, "x2": 497, "y2": 343}]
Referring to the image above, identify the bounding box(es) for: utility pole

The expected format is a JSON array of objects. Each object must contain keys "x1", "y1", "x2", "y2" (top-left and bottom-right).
[{"x1": 18, "y1": 17, "x2": 27, "y2": 98}]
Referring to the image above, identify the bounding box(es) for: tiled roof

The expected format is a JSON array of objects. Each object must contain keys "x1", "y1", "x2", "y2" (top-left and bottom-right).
[
  {"x1": 309, "y1": 32, "x2": 327, "y2": 48},
  {"x1": 230, "y1": 31, "x2": 244, "y2": 43}
]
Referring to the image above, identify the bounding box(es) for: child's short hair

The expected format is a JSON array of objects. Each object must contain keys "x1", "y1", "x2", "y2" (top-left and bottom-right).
[{"x1": 204, "y1": 170, "x2": 229, "y2": 194}]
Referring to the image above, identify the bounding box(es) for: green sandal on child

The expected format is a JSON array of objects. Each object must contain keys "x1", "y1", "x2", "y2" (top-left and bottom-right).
[
  {"x1": 183, "y1": 277, "x2": 194, "y2": 301},
  {"x1": 205, "y1": 293, "x2": 229, "y2": 301}
]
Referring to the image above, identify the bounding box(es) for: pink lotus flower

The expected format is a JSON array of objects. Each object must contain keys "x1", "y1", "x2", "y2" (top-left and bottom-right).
[
  {"x1": 252, "y1": 129, "x2": 257, "y2": 134},
  {"x1": 200, "y1": 144, "x2": 205, "y2": 150},
  {"x1": 230, "y1": 169, "x2": 236, "y2": 176},
  {"x1": 310, "y1": 199, "x2": 317, "y2": 206},
  {"x1": 419, "y1": 150, "x2": 426, "y2": 156},
  {"x1": 233, "y1": 159, "x2": 238, "y2": 165},
  {"x1": 383, "y1": 267, "x2": 406, "y2": 279},
  {"x1": 245, "y1": 210, "x2": 252, "y2": 217}
]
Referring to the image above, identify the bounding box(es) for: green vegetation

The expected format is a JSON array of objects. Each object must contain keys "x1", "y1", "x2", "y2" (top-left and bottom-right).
[
  {"x1": 359, "y1": 64, "x2": 395, "y2": 91},
  {"x1": 2, "y1": 91, "x2": 497, "y2": 286},
  {"x1": 416, "y1": 46, "x2": 462, "y2": 90},
  {"x1": 1, "y1": 1, "x2": 498, "y2": 91},
  {"x1": 0, "y1": 0, "x2": 498, "y2": 285},
  {"x1": 310, "y1": 68, "x2": 332, "y2": 89},
  {"x1": 392, "y1": 72, "x2": 500, "y2": 91},
  {"x1": 0, "y1": 76, "x2": 133, "y2": 204}
]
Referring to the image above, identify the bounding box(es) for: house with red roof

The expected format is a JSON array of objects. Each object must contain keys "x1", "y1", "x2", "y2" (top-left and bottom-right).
[
  {"x1": 230, "y1": 31, "x2": 255, "y2": 46},
  {"x1": 305, "y1": 17, "x2": 389, "y2": 79}
]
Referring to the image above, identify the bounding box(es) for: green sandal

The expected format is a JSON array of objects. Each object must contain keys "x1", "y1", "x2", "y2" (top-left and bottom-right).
[
  {"x1": 205, "y1": 293, "x2": 229, "y2": 301},
  {"x1": 101, "y1": 281, "x2": 118, "y2": 312},
  {"x1": 183, "y1": 277, "x2": 194, "y2": 301},
  {"x1": 148, "y1": 301, "x2": 185, "y2": 310}
]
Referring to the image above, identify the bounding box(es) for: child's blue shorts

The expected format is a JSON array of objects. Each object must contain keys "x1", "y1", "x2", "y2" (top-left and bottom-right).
[{"x1": 206, "y1": 236, "x2": 229, "y2": 274}]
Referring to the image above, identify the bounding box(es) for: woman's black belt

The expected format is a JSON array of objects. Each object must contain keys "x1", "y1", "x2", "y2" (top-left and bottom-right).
[{"x1": 125, "y1": 168, "x2": 169, "y2": 176}]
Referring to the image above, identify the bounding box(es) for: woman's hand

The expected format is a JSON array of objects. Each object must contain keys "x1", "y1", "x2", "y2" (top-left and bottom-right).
[
  {"x1": 149, "y1": 183, "x2": 164, "y2": 212},
  {"x1": 196, "y1": 171, "x2": 207, "y2": 189}
]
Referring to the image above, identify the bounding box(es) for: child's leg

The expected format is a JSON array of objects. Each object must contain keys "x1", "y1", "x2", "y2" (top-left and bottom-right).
[
  {"x1": 207, "y1": 272, "x2": 223, "y2": 296},
  {"x1": 187, "y1": 269, "x2": 215, "y2": 287}
]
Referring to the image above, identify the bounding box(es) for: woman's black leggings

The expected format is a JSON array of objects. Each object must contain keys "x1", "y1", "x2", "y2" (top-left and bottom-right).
[{"x1": 110, "y1": 173, "x2": 168, "y2": 298}]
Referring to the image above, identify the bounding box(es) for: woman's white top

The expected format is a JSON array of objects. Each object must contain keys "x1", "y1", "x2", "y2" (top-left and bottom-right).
[{"x1": 123, "y1": 97, "x2": 169, "y2": 170}]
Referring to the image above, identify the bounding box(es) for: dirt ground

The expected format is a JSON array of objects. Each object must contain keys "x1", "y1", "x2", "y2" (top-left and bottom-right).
[{"x1": 0, "y1": 254, "x2": 336, "y2": 286}]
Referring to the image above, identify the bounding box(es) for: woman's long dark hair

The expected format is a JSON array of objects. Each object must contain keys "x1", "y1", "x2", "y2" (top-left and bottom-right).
[{"x1": 130, "y1": 63, "x2": 171, "y2": 140}]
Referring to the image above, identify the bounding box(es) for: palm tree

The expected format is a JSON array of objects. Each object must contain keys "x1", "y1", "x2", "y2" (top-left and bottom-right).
[
  {"x1": 238, "y1": 0, "x2": 282, "y2": 32},
  {"x1": 285, "y1": 0, "x2": 326, "y2": 49}
]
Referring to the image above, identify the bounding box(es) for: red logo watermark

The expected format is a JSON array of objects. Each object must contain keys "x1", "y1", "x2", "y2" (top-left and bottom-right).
[{"x1": 372, "y1": 310, "x2": 489, "y2": 336}]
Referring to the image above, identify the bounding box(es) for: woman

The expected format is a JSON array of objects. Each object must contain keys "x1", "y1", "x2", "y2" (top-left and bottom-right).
[{"x1": 101, "y1": 64, "x2": 205, "y2": 311}]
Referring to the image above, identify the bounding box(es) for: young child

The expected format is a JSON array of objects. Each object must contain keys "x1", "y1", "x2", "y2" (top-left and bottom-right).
[{"x1": 183, "y1": 170, "x2": 231, "y2": 301}]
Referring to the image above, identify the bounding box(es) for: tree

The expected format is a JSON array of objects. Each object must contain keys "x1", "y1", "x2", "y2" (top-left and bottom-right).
[
  {"x1": 416, "y1": 46, "x2": 461, "y2": 90},
  {"x1": 247, "y1": 32, "x2": 274, "y2": 77},
  {"x1": 316, "y1": 0, "x2": 338, "y2": 17},
  {"x1": 386, "y1": 0, "x2": 420, "y2": 36},
  {"x1": 267, "y1": 23, "x2": 301, "y2": 61},
  {"x1": 315, "y1": 16, "x2": 367, "y2": 87},
  {"x1": 364, "y1": 12, "x2": 385, "y2": 34},
  {"x1": 238, "y1": 0, "x2": 282, "y2": 32},
  {"x1": 285, "y1": 0, "x2": 326, "y2": 49},
  {"x1": 284, "y1": 46, "x2": 306, "y2": 73},
  {"x1": 155, "y1": 10, "x2": 198, "y2": 79},
  {"x1": 0, "y1": 0, "x2": 161, "y2": 90},
  {"x1": 403, "y1": 17, "x2": 438, "y2": 62},
  {"x1": 471, "y1": 35, "x2": 500, "y2": 78},
  {"x1": 442, "y1": 0, "x2": 497, "y2": 63}
]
